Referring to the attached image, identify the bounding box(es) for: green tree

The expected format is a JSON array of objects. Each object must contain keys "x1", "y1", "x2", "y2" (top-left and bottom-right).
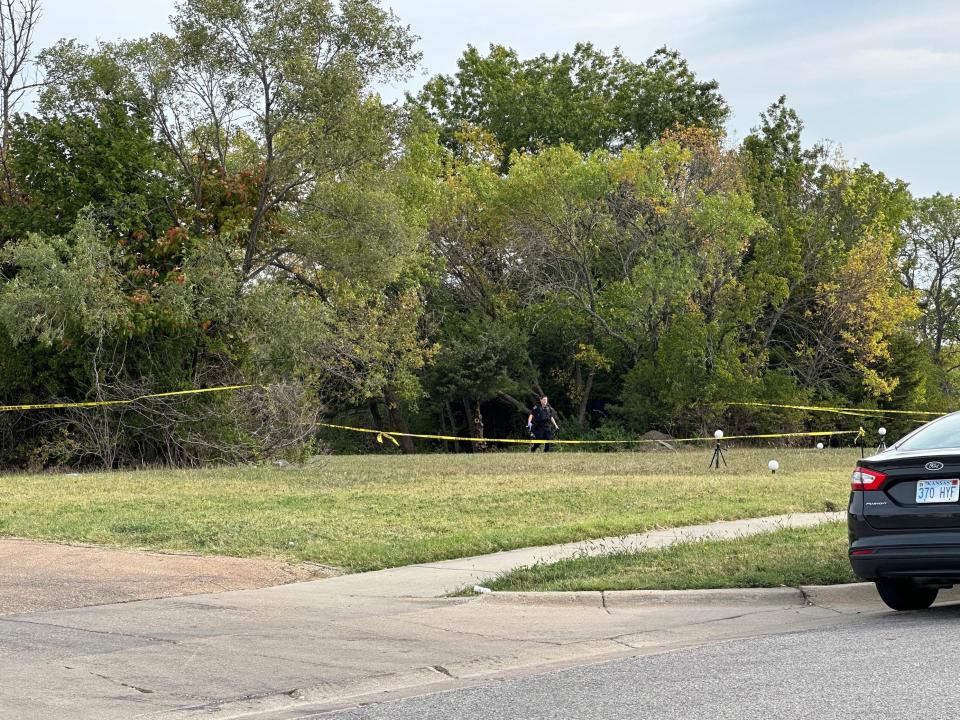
[
  {"x1": 0, "y1": 0, "x2": 441, "y2": 464},
  {"x1": 902, "y1": 194, "x2": 960, "y2": 372},
  {"x1": 418, "y1": 140, "x2": 539, "y2": 441},
  {"x1": 2, "y1": 68, "x2": 175, "y2": 240},
  {"x1": 447, "y1": 130, "x2": 764, "y2": 434},
  {"x1": 741, "y1": 97, "x2": 920, "y2": 405},
  {"x1": 418, "y1": 43, "x2": 728, "y2": 166},
  {"x1": 122, "y1": 0, "x2": 420, "y2": 282},
  {"x1": 0, "y1": 0, "x2": 42, "y2": 196}
]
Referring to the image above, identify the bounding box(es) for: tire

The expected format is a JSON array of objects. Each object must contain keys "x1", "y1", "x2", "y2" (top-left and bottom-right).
[{"x1": 875, "y1": 579, "x2": 939, "y2": 611}]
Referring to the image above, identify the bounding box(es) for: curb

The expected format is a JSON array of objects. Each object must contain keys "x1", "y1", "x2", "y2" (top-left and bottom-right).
[
  {"x1": 799, "y1": 582, "x2": 883, "y2": 607},
  {"x1": 477, "y1": 583, "x2": 960, "y2": 609},
  {"x1": 608, "y1": 587, "x2": 808, "y2": 608},
  {"x1": 476, "y1": 591, "x2": 606, "y2": 608},
  {"x1": 479, "y1": 586, "x2": 807, "y2": 609}
]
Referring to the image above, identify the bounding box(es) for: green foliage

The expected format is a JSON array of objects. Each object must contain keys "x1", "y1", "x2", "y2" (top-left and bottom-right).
[
  {"x1": 427, "y1": 311, "x2": 529, "y2": 402},
  {"x1": 0, "y1": 0, "x2": 440, "y2": 467},
  {"x1": 903, "y1": 193, "x2": 960, "y2": 366},
  {"x1": 3, "y1": 109, "x2": 172, "y2": 240},
  {"x1": 741, "y1": 97, "x2": 921, "y2": 404},
  {"x1": 0, "y1": 41, "x2": 176, "y2": 242},
  {"x1": 0, "y1": 213, "x2": 130, "y2": 345},
  {"x1": 0, "y1": 10, "x2": 951, "y2": 469},
  {"x1": 418, "y1": 43, "x2": 728, "y2": 165}
]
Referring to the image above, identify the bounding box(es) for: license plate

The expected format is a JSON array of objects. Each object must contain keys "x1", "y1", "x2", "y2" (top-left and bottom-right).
[{"x1": 916, "y1": 479, "x2": 960, "y2": 504}]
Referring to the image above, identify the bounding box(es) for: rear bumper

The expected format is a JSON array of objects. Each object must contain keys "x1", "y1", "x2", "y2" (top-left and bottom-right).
[
  {"x1": 849, "y1": 513, "x2": 960, "y2": 580},
  {"x1": 850, "y1": 544, "x2": 960, "y2": 581},
  {"x1": 847, "y1": 492, "x2": 960, "y2": 585}
]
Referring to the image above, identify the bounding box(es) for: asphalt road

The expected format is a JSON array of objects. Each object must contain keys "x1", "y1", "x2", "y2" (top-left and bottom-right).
[{"x1": 319, "y1": 604, "x2": 960, "y2": 720}]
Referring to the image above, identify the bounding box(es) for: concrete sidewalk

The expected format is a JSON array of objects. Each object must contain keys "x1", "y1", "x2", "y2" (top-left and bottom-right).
[
  {"x1": 1, "y1": 512, "x2": 879, "y2": 720},
  {"x1": 298, "y1": 512, "x2": 844, "y2": 598}
]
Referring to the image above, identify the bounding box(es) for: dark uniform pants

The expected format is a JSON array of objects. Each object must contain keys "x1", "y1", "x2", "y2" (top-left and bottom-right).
[{"x1": 530, "y1": 425, "x2": 553, "y2": 452}]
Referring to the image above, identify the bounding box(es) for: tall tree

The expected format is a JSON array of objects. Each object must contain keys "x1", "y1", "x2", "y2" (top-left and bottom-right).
[
  {"x1": 418, "y1": 43, "x2": 728, "y2": 167},
  {"x1": 119, "y1": 0, "x2": 420, "y2": 282},
  {"x1": 0, "y1": 0, "x2": 440, "y2": 464},
  {"x1": 428, "y1": 130, "x2": 763, "y2": 435},
  {"x1": 0, "y1": 0, "x2": 41, "y2": 194},
  {"x1": 902, "y1": 194, "x2": 960, "y2": 371},
  {"x1": 2, "y1": 41, "x2": 176, "y2": 240},
  {"x1": 422, "y1": 137, "x2": 537, "y2": 440},
  {"x1": 742, "y1": 97, "x2": 918, "y2": 401}
]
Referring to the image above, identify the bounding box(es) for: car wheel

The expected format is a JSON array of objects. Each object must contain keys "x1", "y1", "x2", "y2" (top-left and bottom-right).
[{"x1": 875, "y1": 579, "x2": 939, "y2": 611}]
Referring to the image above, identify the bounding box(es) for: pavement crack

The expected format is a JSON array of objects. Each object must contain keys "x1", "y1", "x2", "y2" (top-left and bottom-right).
[
  {"x1": 601, "y1": 591, "x2": 612, "y2": 615},
  {"x1": 430, "y1": 665, "x2": 456, "y2": 678},
  {"x1": 0, "y1": 617, "x2": 177, "y2": 644},
  {"x1": 795, "y1": 587, "x2": 845, "y2": 615},
  {"x1": 92, "y1": 672, "x2": 155, "y2": 694},
  {"x1": 397, "y1": 618, "x2": 564, "y2": 646}
]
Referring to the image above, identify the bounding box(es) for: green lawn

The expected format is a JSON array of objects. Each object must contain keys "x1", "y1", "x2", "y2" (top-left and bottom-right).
[
  {"x1": 480, "y1": 521, "x2": 856, "y2": 591},
  {"x1": 0, "y1": 448, "x2": 857, "y2": 572}
]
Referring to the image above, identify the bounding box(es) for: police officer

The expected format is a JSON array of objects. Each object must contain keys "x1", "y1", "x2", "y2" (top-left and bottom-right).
[{"x1": 527, "y1": 396, "x2": 560, "y2": 452}]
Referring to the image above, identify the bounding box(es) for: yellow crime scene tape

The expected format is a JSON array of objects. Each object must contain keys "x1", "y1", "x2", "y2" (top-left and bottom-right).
[
  {"x1": 0, "y1": 384, "x2": 921, "y2": 447},
  {"x1": 0, "y1": 385, "x2": 255, "y2": 413},
  {"x1": 720, "y1": 401, "x2": 946, "y2": 418},
  {"x1": 318, "y1": 422, "x2": 865, "y2": 447}
]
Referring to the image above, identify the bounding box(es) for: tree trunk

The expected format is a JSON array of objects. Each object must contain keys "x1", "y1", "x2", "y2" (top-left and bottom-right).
[
  {"x1": 445, "y1": 401, "x2": 461, "y2": 453},
  {"x1": 578, "y1": 369, "x2": 595, "y2": 426},
  {"x1": 439, "y1": 406, "x2": 451, "y2": 453},
  {"x1": 369, "y1": 401, "x2": 385, "y2": 430},
  {"x1": 472, "y1": 397, "x2": 487, "y2": 451},
  {"x1": 383, "y1": 387, "x2": 415, "y2": 455},
  {"x1": 461, "y1": 397, "x2": 486, "y2": 452},
  {"x1": 496, "y1": 391, "x2": 530, "y2": 415}
]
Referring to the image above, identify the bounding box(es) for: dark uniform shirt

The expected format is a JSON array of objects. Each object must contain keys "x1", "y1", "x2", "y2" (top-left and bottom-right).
[{"x1": 530, "y1": 404, "x2": 556, "y2": 427}]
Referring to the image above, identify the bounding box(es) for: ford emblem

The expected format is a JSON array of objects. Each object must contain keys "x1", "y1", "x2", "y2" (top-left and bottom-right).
[{"x1": 926, "y1": 461, "x2": 945, "y2": 471}]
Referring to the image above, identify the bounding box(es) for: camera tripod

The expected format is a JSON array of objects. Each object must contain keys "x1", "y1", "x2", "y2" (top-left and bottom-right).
[{"x1": 709, "y1": 439, "x2": 727, "y2": 469}]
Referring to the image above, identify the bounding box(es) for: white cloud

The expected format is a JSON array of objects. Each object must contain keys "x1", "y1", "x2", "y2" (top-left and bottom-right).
[
  {"x1": 701, "y1": 4, "x2": 960, "y2": 85},
  {"x1": 847, "y1": 117, "x2": 959, "y2": 155},
  {"x1": 849, "y1": 48, "x2": 960, "y2": 73},
  {"x1": 551, "y1": 0, "x2": 749, "y2": 35}
]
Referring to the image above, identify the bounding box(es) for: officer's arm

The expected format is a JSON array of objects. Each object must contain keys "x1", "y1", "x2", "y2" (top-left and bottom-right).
[{"x1": 527, "y1": 413, "x2": 533, "y2": 425}]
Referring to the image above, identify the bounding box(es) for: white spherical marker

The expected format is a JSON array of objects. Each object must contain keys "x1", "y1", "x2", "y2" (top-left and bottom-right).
[
  {"x1": 878, "y1": 427, "x2": 887, "y2": 437},
  {"x1": 816, "y1": 442, "x2": 824, "y2": 450},
  {"x1": 768, "y1": 459, "x2": 780, "y2": 474},
  {"x1": 714, "y1": 429, "x2": 724, "y2": 440}
]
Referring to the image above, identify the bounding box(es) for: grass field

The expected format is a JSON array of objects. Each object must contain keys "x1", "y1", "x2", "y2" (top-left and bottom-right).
[
  {"x1": 478, "y1": 521, "x2": 856, "y2": 591},
  {"x1": 0, "y1": 447, "x2": 858, "y2": 572}
]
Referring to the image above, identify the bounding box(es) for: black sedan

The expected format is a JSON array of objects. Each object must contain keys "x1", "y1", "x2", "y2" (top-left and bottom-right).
[{"x1": 849, "y1": 412, "x2": 960, "y2": 610}]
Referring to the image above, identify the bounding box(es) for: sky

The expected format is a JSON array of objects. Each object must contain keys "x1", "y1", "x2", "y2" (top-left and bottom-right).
[{"x1": 31, "y1": 0, "x2": 960, "y2": 196}]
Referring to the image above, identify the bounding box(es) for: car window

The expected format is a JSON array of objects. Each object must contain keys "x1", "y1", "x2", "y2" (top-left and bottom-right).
[{"x1": 896, "y1": 414, "x2": 960, "y2": 451}]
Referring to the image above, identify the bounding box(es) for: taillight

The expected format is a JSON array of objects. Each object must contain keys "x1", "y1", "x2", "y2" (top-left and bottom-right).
[{"x1": 851, "y1": 467, "x2": 887, "y2": 491}]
